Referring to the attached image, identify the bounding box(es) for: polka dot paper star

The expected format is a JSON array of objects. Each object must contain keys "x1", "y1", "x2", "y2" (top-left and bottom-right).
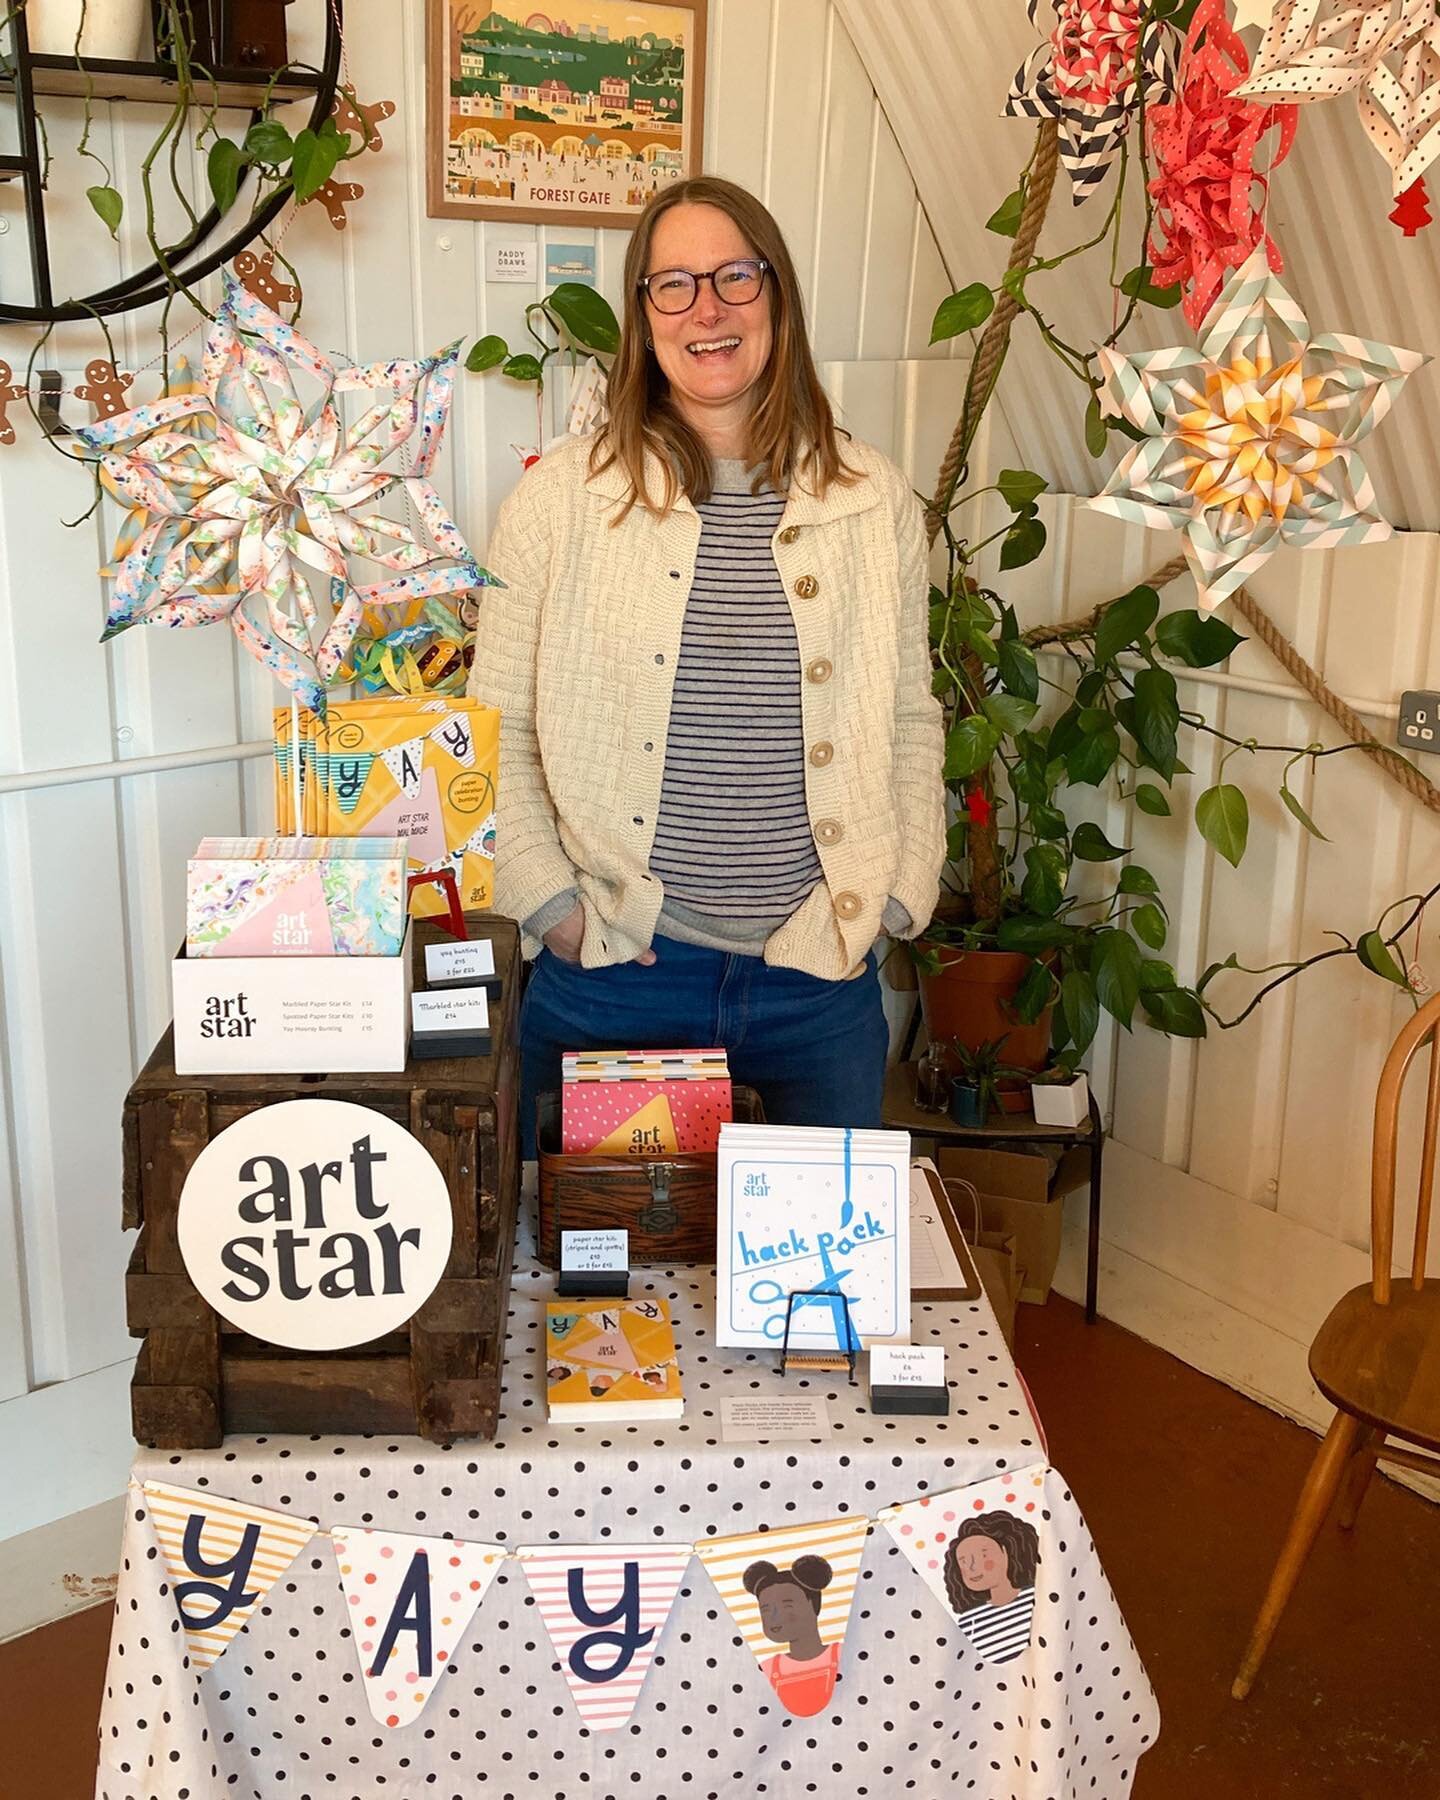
[{"x1": 1087, "y1": 248, "x2": 1428, "y2": 609}]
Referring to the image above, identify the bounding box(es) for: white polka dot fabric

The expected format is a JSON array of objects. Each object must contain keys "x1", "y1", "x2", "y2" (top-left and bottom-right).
[{"x1": 96, "y1": 1206, "x2": 1157, "y2": 1799}]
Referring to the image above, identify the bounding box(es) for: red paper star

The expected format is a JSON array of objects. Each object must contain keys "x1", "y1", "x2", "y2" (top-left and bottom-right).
[
  {"x1": 1146, "y1": 0, "x2": 1298, "y2": 331},
  {"x1": 966, "y1": 784, "x2": 993, "y2": 829}
]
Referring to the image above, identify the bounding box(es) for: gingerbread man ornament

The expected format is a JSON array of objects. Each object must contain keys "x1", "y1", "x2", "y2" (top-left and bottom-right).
[
  {"x1": 0, "y1": 361, "x2": 28, "y2": 445},
  {"x1": 234, "y1": 249, "x2": 301, "y2": 311},
  {"x1": 73, "y1": 359, "x2": 134, "y2": 421},
  {"x1": 333, "y1": 92, "x2": 395, "y2": 153},
  {"x1": 308, "y1": 177, "x2": 366, "y2": 231}
]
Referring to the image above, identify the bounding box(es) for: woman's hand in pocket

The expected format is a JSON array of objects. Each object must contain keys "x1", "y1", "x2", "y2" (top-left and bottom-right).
[{"x1": 542, "y1": 902, "x2": 586, "y2": 964}]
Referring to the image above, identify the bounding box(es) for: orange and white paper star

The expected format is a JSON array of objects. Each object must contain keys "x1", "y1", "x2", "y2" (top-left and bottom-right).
[{"x1": 1087, "y1": 248, "x2": 1427, "y2": 608}]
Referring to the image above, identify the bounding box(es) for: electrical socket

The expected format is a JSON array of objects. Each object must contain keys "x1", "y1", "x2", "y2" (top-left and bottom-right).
[{"x1": 1397, "y1": 690, "x2": 1440, "y2": 755}]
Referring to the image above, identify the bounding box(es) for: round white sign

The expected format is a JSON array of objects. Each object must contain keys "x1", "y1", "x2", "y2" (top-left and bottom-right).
[{"x1": 177, "y1": 1099, "x2": 453, "y2": 1351}]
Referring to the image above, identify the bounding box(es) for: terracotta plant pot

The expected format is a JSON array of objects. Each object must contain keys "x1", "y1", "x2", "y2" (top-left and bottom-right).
[{"x1": 915, "y1": 944, "x2": 1053, "y2": 1112}]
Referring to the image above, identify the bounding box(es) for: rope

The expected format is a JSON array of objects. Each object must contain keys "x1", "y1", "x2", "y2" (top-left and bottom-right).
[
  {"x1": 928, "y1": 121, "x2": 1440, "y2": 816},
  {"x1": 926, "y1": 122, "x2": 1060, "y2": 546}
]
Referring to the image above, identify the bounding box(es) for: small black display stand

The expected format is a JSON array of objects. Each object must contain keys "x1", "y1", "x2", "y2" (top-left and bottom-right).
[
  {"x1": 556, "y1": 1267, "x2": 631, "y2": 1299},
  {"x1": 870, "y1": 1380, "x2": 951, "y2": 1417},
  {"x1": 778, "y1": 1288, "x2": 859, "y2": 1384}
]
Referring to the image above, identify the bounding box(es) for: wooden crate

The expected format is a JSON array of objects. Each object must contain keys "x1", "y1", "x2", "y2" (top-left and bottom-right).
[{"x1": 122, "y1": 916, "x2": 521, "y2": 1447}]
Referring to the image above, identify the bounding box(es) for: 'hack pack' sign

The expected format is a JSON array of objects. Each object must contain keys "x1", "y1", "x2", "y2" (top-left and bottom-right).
[{"x1": 177, "y1": 1099, "x2": 452, "y2": 1350}]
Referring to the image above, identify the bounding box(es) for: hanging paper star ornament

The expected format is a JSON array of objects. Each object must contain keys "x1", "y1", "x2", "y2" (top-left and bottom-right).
[
  {"x1": 77, "y1": 274, "x2": 491, "y2": 712},
  {"x1": 1005, "y1": 0, "x2": 1180, "y2": 203},
  {"x1": 1087, "y1": 248, "x2": 1428, "y2": 610},
  {"x1": 1236, "y1": 0, "x2": 1440, "y2": 201},
  {"x1": 1147, "y1": 0, "x2": 1298, "y2": 329}
]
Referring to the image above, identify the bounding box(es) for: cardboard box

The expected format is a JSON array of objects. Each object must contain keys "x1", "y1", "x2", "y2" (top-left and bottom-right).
[
  {"x1": 172, "y1": 923, "x2": 413, "y2": 1075},
  {"x1": 937, "y1": 1145, "x2": 1061, "y2": 1305}
]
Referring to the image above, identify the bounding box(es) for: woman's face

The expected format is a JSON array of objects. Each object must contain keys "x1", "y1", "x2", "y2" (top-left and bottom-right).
[
  {"x1": 642, "y1": 201, "x2": 774, "y2": 431},
  {"x1": 756, "y1": 1581, "x2": 816, "y2": 1645},
  {"x1": 955, "y1": 1535, "x2": 1010, "y2": 1595}
]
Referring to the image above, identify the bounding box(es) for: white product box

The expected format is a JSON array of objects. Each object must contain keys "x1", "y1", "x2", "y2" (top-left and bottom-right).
[{"x1": 172, "y1": 923, "x2": 413, "y2": 1075}]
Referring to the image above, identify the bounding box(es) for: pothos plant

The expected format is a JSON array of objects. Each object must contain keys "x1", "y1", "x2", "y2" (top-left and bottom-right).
[
  {"x1": 916, "y1": 4, "x2": 1432, "y2": 1072},
  {"x1": 464, "y1": 282, "x2": 620, "y2": 399}
]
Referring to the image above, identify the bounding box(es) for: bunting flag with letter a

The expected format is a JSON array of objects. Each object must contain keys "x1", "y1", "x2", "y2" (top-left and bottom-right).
[
  {"x1": 517, "y1": 1543, "x2": 692, "y2": 1730},
  {"x1": 331, "y1": 1526, "x2": 505, "y2": 1728},
  {"x1": 142, "y1": 1481, "x2": 318, "y2": 1673},
  {"x1": 882, "y1": 1466, "x2": 1048, "y2": 1667},
  {"x1": 693, "y1": 1515, "x2": 870, "y2": 1717}
]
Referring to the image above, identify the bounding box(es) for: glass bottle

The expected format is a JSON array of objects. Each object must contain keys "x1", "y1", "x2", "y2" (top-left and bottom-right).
[{"x1": 914, "y1": 1041, "x2": 951, "y2": 1113}]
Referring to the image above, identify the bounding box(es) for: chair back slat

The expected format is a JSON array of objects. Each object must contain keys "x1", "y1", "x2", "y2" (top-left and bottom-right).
[{"x1": 1372, "y1": 992, "x2": 1440, "y2": 1304}]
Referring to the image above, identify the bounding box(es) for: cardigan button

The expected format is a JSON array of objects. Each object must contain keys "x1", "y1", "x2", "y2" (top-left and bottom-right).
[
  {"x1": 814, "y1": 818, "x2": 843, "y2": 847},
  {"x1": 806, "y1": 657, "x2": 833, "y2": 684},
  {"x1": 833, "y1": 890, "x2": 862, "y2": 920},
  {"x1": 778, "y1": 525, "x2": 801, "y2": 545},
  {"x1": 809, "y1": 741, "x2": 834, "y2": 767},
  {"x1": 793, "y1": 574, "x2": 819, "y2": 599}
]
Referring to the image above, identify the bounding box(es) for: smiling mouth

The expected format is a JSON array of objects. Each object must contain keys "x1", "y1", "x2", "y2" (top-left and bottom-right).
[{"x1": 687, "y1": 336, "x2": 741, "y2": 359}]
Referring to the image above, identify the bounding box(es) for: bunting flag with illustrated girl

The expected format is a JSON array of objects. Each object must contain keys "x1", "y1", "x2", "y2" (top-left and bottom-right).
[
  {"x1": 142, "y1": 1481, "x2": 318, "y2": 1673},
  {"x1": 517, "y1": 1544, "x2": 693, "y2": 1730},
  {"x1": 882, "y1": 1466, "x2": 1048, "y2": 1667},
  {"x1": 693, "y1": 1515, "x2": 870, "y2": 1717},
  {"x1": 331, "y1": 1526, "x2": 505, "y2": 1728}
]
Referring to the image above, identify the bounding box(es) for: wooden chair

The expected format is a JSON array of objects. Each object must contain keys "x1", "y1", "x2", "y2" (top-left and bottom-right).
[{"x1": 1232, "y1": 990, "x2": 1440, "y2": 1699}]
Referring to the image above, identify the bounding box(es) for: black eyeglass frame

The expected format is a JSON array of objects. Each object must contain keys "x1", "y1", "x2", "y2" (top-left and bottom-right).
[{"x1": 637, "y1": 257, "x2": 772, "y2": 314}]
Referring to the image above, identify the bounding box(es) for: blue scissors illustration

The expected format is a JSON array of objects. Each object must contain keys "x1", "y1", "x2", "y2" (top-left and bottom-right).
[{"x1": 747, "y1": 1225, "x2": 857, "y2": 1346}]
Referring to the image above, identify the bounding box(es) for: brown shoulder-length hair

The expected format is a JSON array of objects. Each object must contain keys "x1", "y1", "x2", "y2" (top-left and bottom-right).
[{"x1": 589, "y1": 175, "x2": 859, "y2": 519}]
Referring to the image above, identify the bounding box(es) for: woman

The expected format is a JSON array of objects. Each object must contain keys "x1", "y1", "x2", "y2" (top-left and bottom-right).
[
  {"x1": 741, "y1": 1554, "x2": 838, "y2": 1716},
  {"x1": 469, "y1": 175, "x2": 945, "y2": 1155},
  {"x1": 941, "y1": 1511, "x2": 1041, "y2": 1666}
]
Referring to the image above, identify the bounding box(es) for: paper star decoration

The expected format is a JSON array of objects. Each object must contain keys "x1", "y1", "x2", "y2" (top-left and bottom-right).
[
  {"x1": 1236, "y1": 0, "x2": 1440, "y2": 203},
  {"x1": 77, "y1": 274, "x2": 491, "y2": 712},
  {"x1": 1087, "y1": 248, "x2": 1428, "y2": 609},
  {"x1": 1005, "y1": 0, "x2": 1179, "y2": 203},
  {"x1": 1232, "y1": 0, "x2": 1280, "y2": 27}
]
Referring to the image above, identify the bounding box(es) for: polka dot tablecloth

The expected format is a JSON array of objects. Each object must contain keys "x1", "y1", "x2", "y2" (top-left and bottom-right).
[{"x1": 96, "y1": 1208, "x2": 1158, "y2": 1800}]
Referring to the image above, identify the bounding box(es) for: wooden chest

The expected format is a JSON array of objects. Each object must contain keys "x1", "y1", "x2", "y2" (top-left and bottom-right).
[{"x1": 122, "y1": 917, "x2": 520, "y2": 1447}]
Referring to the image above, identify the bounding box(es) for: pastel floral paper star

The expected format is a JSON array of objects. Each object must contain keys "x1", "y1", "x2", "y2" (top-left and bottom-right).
[
  {"x1": 77, "y1": 274, "x2": 491, "y2": 712},
  {"x1": 1087, "y1": 248, "x2": 1427, "y2": 609},
  {"x1": 1005, "y1": 0, "x2": 1179, "y2": 203},
  {"x1": 1147, "y1": 0, "x2": 1298, "y2": 329}
]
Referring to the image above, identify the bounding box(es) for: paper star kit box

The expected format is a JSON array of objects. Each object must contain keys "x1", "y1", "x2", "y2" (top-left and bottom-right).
[
  {"x1": 560, "y1": 1049, "x2": 733, "y2": 1156},
  {"x1": 186, "y1": 836, "x2": 407, "y2": 958},
  {"x1": 274, "y1": 696, "x2": 499, "y2": 914}
]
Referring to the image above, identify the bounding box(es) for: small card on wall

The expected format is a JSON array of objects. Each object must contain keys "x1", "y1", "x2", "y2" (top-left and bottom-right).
[{"x1": 424, "y1": 938, "x2": 499, "y2": 990}]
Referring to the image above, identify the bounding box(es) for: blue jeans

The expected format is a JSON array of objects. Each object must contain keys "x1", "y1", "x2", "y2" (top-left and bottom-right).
[{"x1": 518, "y1": 936, "x2": 888, "y2": 1158}]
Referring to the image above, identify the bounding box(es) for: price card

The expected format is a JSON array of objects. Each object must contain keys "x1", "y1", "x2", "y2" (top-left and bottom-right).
[
  {"x1": 411, "y1": 989, "x2": 489, "y2": 1034},
  {"x1": 870, "y1": 1345, "x2": 946, "y2": 1388},
  {"x1": 424, "y1": 939, "x2": 497, "y2": 987},
  {"x1": 560, "y1": 1228, "x2": 629, "y2": 1274}
]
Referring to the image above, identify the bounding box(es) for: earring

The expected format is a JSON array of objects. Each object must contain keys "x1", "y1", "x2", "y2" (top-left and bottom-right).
[{"x1": 645, "y1": 336, "x2": 654, "y2": 348}]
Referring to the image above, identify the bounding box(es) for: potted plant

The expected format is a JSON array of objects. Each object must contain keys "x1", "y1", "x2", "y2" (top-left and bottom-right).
[
  {"x1": 1029, "y1": 1066, "x2": 1091, "y2": 1130},
  {"x1": 947, "y1": 1037, "x2": 1006, "y2": 1128}
]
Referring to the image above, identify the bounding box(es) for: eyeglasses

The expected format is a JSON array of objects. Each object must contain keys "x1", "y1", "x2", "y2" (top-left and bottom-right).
[{"x1": 639, "y1": 257, "x2": 770, "y2": 315}]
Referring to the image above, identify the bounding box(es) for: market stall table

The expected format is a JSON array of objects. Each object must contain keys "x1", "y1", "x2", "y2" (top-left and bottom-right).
[{"x1": 96, "y1": 1210, "x2": 1158, "y2": 1800}]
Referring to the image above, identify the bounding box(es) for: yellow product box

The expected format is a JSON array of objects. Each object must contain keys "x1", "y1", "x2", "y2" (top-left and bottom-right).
[{"x1": 273, "y1": 696, "x2": 500, "y2": 914}]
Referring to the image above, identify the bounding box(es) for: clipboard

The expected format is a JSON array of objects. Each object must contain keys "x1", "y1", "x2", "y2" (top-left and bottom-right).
[{"x1": 909, "y1": 1162, "x2": 982, "y2": 1302}]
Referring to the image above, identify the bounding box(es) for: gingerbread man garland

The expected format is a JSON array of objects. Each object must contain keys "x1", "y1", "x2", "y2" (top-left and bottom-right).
[
  {"x1": 332, "y1": 92, "x2": 396, "y2": 153},
  {"x1": 307, "y1": 176, "x2": 366, "y2": 231},
  {"x1": 73, "y1": 358, "x2": 134, "y2": 421},
  {"x1": 0, "y1": 361, "x2": 29, "y2": 446},
  {"x1": 234, "y1": 248, "x2": 302, "y2": 311}
]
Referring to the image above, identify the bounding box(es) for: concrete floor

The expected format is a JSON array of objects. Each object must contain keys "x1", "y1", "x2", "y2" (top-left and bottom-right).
[{"x1": 5, "y1": 1297, "x2": 1438, "y2": 1799}]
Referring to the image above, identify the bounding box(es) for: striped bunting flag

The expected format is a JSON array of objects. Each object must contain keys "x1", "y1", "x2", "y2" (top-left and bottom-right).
[
  {"x1": 518, "y1": 1544, "x2": 691, "y2": 1731},
  {"x1": 142, "y1": 1481, "x2": 318, "y2": 1674},
  {"x1": 693, "y1": 1515, "x2": 870, "y2": 1717},
  {"x1": 332, "y1": 1527, "x2": 505, "y2": 1728},
  {"x1": 882, "y1": 1466, "x2": 1048, "y2": 1668}
]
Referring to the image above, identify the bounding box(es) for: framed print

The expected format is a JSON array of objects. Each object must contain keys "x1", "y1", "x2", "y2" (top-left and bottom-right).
[{"x1": 426, "y1": 1, "x2": 707, "y2": 229}]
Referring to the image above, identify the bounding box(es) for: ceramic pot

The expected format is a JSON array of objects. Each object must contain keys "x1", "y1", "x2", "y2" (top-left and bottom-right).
[
  {"x1": 23, "y1": 0, "x2": 148, "y2": 58},
  {"x1": 916, "y1": 944, "x2": 1053, "y2": 1110}
]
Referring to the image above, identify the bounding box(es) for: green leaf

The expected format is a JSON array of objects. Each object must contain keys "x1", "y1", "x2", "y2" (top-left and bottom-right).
[
  {"x1": 205, "y1": 139, "x2": 245, "y2": 214},
  {"x1": 86, "y1": 183, "x2": 124, "y2": 236},
  {"x1": 995, "y1": 916, "x2": 1077, "y2": 952},
  {"x1": 997, "y1": 468, "x2": 1048, "y2": 510},
  {"x1": 1154, "y1": 608, "x2": 1245, "y2": 667},
  {"x1": 502, "y1": 353, "x2": 544, "y2": 382},
  {"x1": 291, "y1": 125, "x2": 343, "y2": 202},
  {"x1": 931, "y1": 283, "x2": 995, "y2": 342},
  {"x1": 1066, "y1": 726, "x2": 1120, "y2": 787},
  {"x1": 1012, "y1": 956, "x2": 1054, "y2": 1024},
  {"x1": 1132, "y1": 665, "x2": 1180, "y2": 776},
  {"x1": 1134, "y1": 782, "x2": 1172, "y2": 817},
  {"x1": 465, "y1": 334, "x2": 509, "y2": 372},
  {"x1": 1281, "y1": 784, "x2": 1329, "y2": 841},
  {"x1": 1196, "y1": 783, "x2": 1249, "y2": 867},
  {"x1": 1084, "y1": 392, "x2": 1108, "y2": 458},
  {"x1": 1028, "y1": 802, "x2": 1070, "y2": 841},
  {"x1": 1132, "y1": 902, "x2": 1168, "y2": 949},
  {"x1": 1094, "y1": 585, "x2": 1159, "y2": 664},
  {"x1": 1021, "y1": 845, "x2": 1067, "y2": 918},
  {"x1": 996, "y1": 636, "x2": 1039, "y2": 702},
  {"x1": 999, "y1": 515, "x2": 1047, "y2": 571},
  {"x1": 1119, "y1": 264, "x2": 1184, "y2": 308},
  {"x1": 244, "y1": 119, "x2": 293, "y2": 163},
  {"x1": 1139, "y1": 958, "x2": 1178, "y2": 991},
  {"x1": 1071, "y1": 821, "x2": 1130, "y2": 862},
  {"x1": 1048, "y1": 704, "x2": 1085, "y2": 760},
  {"x1": 1357, "y1": 930, "x2": 1409, "y2": 988},
  {"x1": 945, "y1": 819, "x2": 969, "y2": 862},
  {"x1": 1060, "y1": 969, "x2": 1100, "y2": 1055},
  {"x1": 986, "y1": 188, "x2": 1024, "y2": 237},
  {"x1": 547, "y1": 282, "x2": 620, "y2": 354},
  {"x1": 1093, "y1": 929, "x2": 1142, "y2": 1028},
  {"x1": 1139, "y1": 986, "x2": 1208, "y2": 1036},
  {"x1": 981, "y1": 692, "x2": 1039, "y2": 734},
  {"x1": 944, "y1": 715, "x2": 1002, "y2": 781},
  {"x1": 1118, "y1": 865, "x2": 1161, "y2": 897}
]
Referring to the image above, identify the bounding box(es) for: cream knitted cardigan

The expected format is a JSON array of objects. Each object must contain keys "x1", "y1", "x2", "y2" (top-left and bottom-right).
[{"x1": 466, "y1": 431, "x2": 946, "y2": 982}]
